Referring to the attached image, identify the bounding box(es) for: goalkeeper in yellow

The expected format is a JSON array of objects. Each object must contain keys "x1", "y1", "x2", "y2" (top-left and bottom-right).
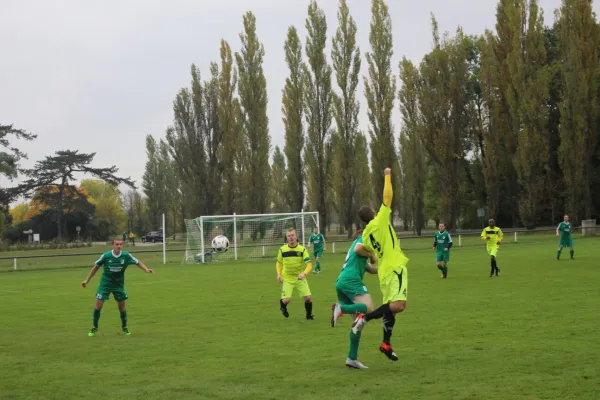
[
  {"x1": 351, "y1": 168, "x2": 409, "y2": 361},
  {"x1": 481, "y1": 218, "x2": 503, "y2": 277},
  {"x1": 276, "y1": 227, "x2": 315, "y2": 320}
]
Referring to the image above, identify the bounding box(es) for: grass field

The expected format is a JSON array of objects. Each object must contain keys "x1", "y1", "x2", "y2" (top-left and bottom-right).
[{"x1": 1, "y1": 233, "x2": 599, "y2": 399}]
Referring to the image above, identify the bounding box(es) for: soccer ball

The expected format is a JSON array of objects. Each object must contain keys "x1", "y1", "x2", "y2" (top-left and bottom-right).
[{"x1": 211, "y1": 235, "x2": 229, "y2": 253}]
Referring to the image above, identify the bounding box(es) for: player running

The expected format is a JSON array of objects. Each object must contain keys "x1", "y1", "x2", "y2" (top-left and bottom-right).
[
  {"x1": 308, "y1": 226, "x2": 326, "y2": 273},
  {"x1": 351, "y1": 168, "x2": 410, "y2": 362},
  {"x1": 81, "y1": 239, "x2": 154, "y2": 337},
  {"x1": 433, "y1": 222, "x2": 452, "y2": 279},
  {"x1": 556, "y1": 215, "x2": 575, "y2": 260},
  {"x1": 331, "y1": 230, "x2": 378, "y2": 369},
  {"x1": 276, "y1": 228, "x2": 315, "y2": 320},
  {"x1": 481, "y1": 219, "x2": 503, "y2": 277}
]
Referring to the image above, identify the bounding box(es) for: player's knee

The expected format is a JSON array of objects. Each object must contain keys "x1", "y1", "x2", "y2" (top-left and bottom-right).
[
  {"x1": 304, "y1": 296, "x2": 312, "y2": 303},
  {"x1": 282, "y1": 298, "x2": 291, "y2": 305},
  {"x1": 390, "y1": 301, "x2": 406, "y2": 314},
  {"x1": 95, "y1": 300, "x2": 104, "y2": 310}
]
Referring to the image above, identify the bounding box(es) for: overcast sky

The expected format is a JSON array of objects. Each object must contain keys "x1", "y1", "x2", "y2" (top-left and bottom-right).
[{"x1": 1, "y1": 0, "x2": 594, "y2": 198}]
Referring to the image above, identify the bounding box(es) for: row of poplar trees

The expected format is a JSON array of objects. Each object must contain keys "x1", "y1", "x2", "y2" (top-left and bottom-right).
[{"x1": 142, "y1": 0, "x2": 600, "y2": 237}]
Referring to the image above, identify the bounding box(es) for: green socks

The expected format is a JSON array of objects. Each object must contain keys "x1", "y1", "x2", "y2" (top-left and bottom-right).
[
  {"x1": 120, "y1": 310, "x2": 128, "y2": 328},
  {"x1": 557, "y1": 250, "x2": 561, "y2": 259},
  {"x1": 340, "y1": 303, "x2": 368, "y2": 314},
  {"x1": 93, "y1": 309, "x2": 101, "y2": 329},
  {"x1": 570, "y1": 250, "x2": 574, "y2": 259},
  {"x1": 315, "y1": 261, "x2": 321, "y2": 271},
  {"x1": 348, "y1": 330, "x2": 362, "y2": 360},
  {"x1": 443, "y1": 266, "x2": 448, "y2": 277}
]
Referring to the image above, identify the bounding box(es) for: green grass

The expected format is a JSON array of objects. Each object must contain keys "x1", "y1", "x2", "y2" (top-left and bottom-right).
[{"x1": 1, "y1": 234, "x2": 599, "y2": 399}]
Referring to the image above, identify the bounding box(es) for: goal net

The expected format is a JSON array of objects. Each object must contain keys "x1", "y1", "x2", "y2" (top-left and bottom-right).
[{"x1": 184, "y1": 211, "x2": 320, "y2": 263}]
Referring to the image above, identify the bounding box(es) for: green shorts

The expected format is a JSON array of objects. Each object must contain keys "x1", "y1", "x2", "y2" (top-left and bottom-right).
[
  {"x1": 335, "y1": 279, "x2": 369, "y2": 305},
  {"x1": 313, "y1": 249, "x2": 323, "y2": 259},
  {"x1": 559, "y1": 238, "x2": 574, "y2": 248},
  {"x1": 96, "y1": 287, "x2": 128, "y2": 302},
  {"x1": 436, "y1": 251, "x2": 450, "y2": 263}
]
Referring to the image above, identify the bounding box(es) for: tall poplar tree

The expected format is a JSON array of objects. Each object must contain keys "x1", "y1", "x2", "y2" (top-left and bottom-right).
[
  {"x1": 282, "y1": 26, "x2": 305, "y2": 212},
  {"x1": 364, "y1": 0, "x2": 399, "y2": 211},
  {"x1": 418, "y1": 17, "x2": 470, "y2": 230},
  {"x1": 236, "y1": 11, "x2": 271, "y2": 214},
  {"x1": 218, "y1": 40, "x2": 240, "y2": 215},
  {"x1": 304, "y1": 0, "x2": 333, "y2": 230},
  {"x1": 398, "y1": 57, "x2": 426, "y2": 235},
  {"x1": 513, "y1": 0, "x2": 549, "y2": 228},
  {"x1": 556, "y1": 0, "x2": 599, "y2": 221},
  {"x1": 331, "y1": 0, "x2": 362, "y2": 238}
]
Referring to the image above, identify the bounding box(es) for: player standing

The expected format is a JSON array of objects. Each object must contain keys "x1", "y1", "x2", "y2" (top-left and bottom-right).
[
  {"x1": 308, "y1": 226, "x2": 326, "y2": 273},
  {"x1": 481, "y1": 219, "x2": 503, "y2": 277},
  {"x1": 81, "y1": 239, "x2": 154, "y2": 336},
  {"x1": 331, "y1": 230, "x2": 378, "y2": 369},
  {"x1": 351, "y1": 168, "x2": 410, "y2": 361},
  {"x1": 433, "y1": 222, "x2": 452, "y2": 279},
  {"x1": 276, "y1": 228, "x2": 315, "y2": 320},
  {"x1": 556, "y1": 215, "x2": 575, "y2": 260}
]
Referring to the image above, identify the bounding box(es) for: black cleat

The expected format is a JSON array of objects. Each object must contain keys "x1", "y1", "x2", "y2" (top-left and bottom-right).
[
  {"x1": 379, "y1": 342, "x2": 398, "y2": 361},
  {"x1": 306, "y1": 315, "x2": 314, "y2": 320},
  {"x1": 280, "y1": 307, "x2": 289, "y2": 318}
]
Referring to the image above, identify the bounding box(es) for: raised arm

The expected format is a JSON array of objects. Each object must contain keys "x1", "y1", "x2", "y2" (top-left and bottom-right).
[{"x1": 383, "y1": 168, "x2": 392, "y2": 208}]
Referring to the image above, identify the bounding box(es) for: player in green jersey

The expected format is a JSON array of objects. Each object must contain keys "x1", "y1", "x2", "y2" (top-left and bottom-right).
[
  {"x1": 351, "y1": 168, "x2": 410, "y2": 361},
  {"x1": 481, "y1": 219, "x2": 503, "y2": 277},
  {"x1": 331, "y1": 231, "x2": 378, "y2": 369},
  {"x1": 556, "y1": 215, "x2": 574, "y2": 260},
  {"x1": 433, "y1": 222, "x2": 452, "y2": 279},
  {"x1": 81, "y1": 239, "x2": 154, "y2": 336},
  {"x1": 308, "y1": 227, "x2": 326, "y2": 273}
]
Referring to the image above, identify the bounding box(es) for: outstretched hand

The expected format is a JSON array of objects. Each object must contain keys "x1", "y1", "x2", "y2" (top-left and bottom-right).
[
  {"x1": 81, "y1": 281, "x2": 88, "y2": 288},
  {"x1": 147, "y1": 268, "x2": 155, "y2": 274},
  {"x1": 384, "y1": 168, "x2": 391, "y2": 175}
]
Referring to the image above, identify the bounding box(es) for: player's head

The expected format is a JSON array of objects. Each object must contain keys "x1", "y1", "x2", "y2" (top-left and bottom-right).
[
  {"x1": 438, "y1": 221, "x2": 445, "y2": 231},
  {"x1": 358, "y1": 206, "x2": 376, "y2": 224},
  {"x1": 286, "y1": 228, "x2": 298, "y2": 245},
  {"x1": 488, "y1": 218, "x2": 495, "y2": 227},
  {"x1": 313, "y1": 226, "x2": 319, "y2": 234},
  {"x1": 112, "y1": 239, "x2": 123, "y2": 251},
  {"x1": 564, "y1": 215, "x2": 569, "y2": 222}
]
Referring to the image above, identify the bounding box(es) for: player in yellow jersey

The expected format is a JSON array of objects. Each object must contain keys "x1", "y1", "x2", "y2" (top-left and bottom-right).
[
  {"x1": 351, "y1": 168, "x2": 409, "y2": 361},
  {"x1": 481, "y1": 219, "x2": 503, "y2": 277},
  {"x1": 276, "y1": 228, "x2": 315, "y2": 320}
]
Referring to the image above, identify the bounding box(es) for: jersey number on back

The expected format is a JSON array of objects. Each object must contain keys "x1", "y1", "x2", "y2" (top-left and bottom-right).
[{"x1": 369, "y1": 234, "x2": 383, "y2": 258}]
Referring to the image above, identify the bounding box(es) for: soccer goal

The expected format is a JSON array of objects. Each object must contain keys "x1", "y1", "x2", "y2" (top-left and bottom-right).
[{"x1": 184, "y1": 211, "x2": 320, "y2": 263}]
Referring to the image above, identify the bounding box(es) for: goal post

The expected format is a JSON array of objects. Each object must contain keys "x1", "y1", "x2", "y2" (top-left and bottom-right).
[{"x1": 184, "y1": 210, "x2": 320, "y2": 263}]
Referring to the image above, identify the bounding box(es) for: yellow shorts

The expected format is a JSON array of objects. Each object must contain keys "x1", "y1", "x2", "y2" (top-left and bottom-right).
[
  {"x1": 487, "y1": 245, "x2": 499, "y2": 257},
  {"x1": 281, "y1": 279, "x2": 311, "y2": 299},
  {"x1": 380, "y1": 266, "x2": 408, "y2": 304}
]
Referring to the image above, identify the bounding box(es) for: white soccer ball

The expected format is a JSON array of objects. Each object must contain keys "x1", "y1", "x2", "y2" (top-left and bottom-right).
[{"x1": 211, "y1": 235, "x2": 229, "y2": 253}]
